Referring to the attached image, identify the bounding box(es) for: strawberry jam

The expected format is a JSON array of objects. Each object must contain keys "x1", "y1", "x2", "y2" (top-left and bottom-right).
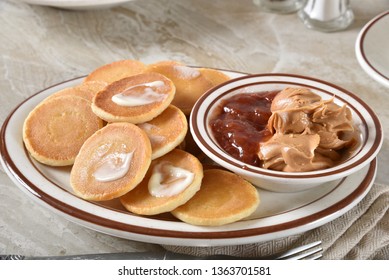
[{"x1": 209, "y1": 91, "x2": 278, "y2": 167}]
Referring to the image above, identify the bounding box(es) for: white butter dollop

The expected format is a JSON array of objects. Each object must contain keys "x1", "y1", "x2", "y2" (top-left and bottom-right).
[
  {"x1": 148, "y1": 161, "x2": 194, "y2": 197},
  {"x1": 112, "y1": 80, "x2": 166, "y2": 106},
  {"x1": 93, "y1": 151, "x2": 134, "y2": 182},
  {"x1": 173, "y1": 65, "x2": 201, "y2": 79},
  {"x1": 138, "y1": 122, "x2": 165, "y2": 145}
]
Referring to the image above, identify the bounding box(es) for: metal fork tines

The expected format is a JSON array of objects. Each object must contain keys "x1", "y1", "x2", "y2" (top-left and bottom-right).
[{"x1": 274, "y1": 240, "x2": 323, "y2": 260}]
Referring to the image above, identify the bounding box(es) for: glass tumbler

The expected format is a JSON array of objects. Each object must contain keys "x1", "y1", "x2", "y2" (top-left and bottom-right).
[{"x1": 254, "y1": 0, "x2": 306, "y2": 14}]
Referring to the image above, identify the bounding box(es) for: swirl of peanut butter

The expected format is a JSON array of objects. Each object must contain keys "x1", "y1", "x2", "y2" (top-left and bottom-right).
[{"x1": 258, "y1": 87, "x2": 357, "y2": 172}]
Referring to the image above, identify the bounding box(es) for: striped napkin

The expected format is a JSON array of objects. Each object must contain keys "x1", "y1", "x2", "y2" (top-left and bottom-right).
[{"x1": 163, "y1": 183, "x2": 389, "y2": 260}]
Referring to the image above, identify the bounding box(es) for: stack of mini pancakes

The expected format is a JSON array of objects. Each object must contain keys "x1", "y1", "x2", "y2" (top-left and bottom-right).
[{"x1": 22, "y1": 60, "x2": 260, "y2": 226}]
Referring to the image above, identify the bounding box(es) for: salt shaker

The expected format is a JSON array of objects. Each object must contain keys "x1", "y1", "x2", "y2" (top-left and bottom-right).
[{"x1": 298, "y1": 0, "x2": 354, "y2": 32}]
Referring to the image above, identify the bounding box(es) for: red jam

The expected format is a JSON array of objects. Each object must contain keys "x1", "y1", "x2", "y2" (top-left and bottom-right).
[{"x1": 209, "y1": 91, "x2": 279, "y2": 167}]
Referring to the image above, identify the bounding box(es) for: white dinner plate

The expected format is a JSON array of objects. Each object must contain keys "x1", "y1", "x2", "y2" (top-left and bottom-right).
[
  {"x1": 356, "y1": 11, "x2": 389, "y2": 88},
  {"x1": 12, "y1": 0, "x2": 133, "y2": 10},
  {"x1": 0, "y1": 71, "x2": 377, "y2": 246}
]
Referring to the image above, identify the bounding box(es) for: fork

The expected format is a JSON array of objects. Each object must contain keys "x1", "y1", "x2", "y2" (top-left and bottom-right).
[
  {"x1": 204, "y1": 240, "x2": 323, "y2": 260},
  {"x1": 0, "y1": 241, "x2": 322, "y2": 260},
  {"x1": 269, "y1": 240, "x2": 323, "y2": 260}
]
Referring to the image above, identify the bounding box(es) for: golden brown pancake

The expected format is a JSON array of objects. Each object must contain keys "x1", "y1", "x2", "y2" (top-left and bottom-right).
[
  {"x1": 198, "y1": 67, "x2": 231, "y2": 87},
  {"x1": 44, "y1": 81, "x2": 108, "y2": 103},
  {"x1": 120, "y1": 149, "x2": 203, "y2": 215},
  {"x1": 137, "y1": 105, "x2": 187, "y2": 160},
  {"x1": 144, "y1": 61, "x2": 213, "y2": 115},
  {"x1": 84, "y1": 59, "x2": 146, "y2": 84},
  {"x1": 23, "y1": 95, "x2": 104, "y2": 166},
  {"x1": 171, "y1": 169, "x2": 260, "y2": 226},
  {"x1": 70, "y1": 122, "x2": 152, "y2": 201},
  {"x1": 91, "y1": 72, "x2": 175, "y2": 124}
]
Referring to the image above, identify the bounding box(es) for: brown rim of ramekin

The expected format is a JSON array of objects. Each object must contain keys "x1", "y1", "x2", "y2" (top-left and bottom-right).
[
  {"x1": 359, "y1": 11, "x2": 389, "y2": 82},
  {"x1": 0, "y1": 74, "x2": 378, "y2": 241},
  {"x1": 191, "y1": 73, "x2": 383, "y2": 179}
]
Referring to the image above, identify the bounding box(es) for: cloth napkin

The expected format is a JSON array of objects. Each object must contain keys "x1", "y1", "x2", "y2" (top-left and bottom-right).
[{"x1": 163, "y1": 183, "x2": 389, "y2": 260}]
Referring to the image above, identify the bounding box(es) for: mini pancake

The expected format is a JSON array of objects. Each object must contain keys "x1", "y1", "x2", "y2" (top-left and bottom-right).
[
  {"x1": 70, "y1": 122, "x2": 152, "y2": 201},
  {"x1": 44, "y1": 81, "x2": 108, "y2": 103},
  {"x1": 71, "y1": 81, "x2": 108, "y2": 102},
  {"x1": 171, "y1": 169, "x2": 260, "y2": 226},
  {"x1": 84, "y1": 59, "x2": 146, "y2": 84},
  {"x1": 137, "y1": 105, "x2": 187, "y2": 160},
  {"x1": 144, "y1": 61, "x2": 213, "y2": 115},
  {"x1": 91, "y1": 72, "x2": 175, "y2": 124},
  {"x1": 198, "y1": 68, "x2": 231, "y2": 87},
  {"x1": 120, "y1": 149, "x2": 203, "y2": 215},
  {"x1": 23, "y1": 95, "x2": 104, "y2": 166}
]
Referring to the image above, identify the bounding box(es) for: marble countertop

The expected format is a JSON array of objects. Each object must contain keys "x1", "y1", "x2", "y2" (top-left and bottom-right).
[{"x1": 1, "y1": 0, "x2": 388, "y2": 258}]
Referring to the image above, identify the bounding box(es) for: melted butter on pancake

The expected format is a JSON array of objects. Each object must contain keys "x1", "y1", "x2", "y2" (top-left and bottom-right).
[
  {"x1": 172, "y1": 65, "x2": 201, "y2": 79},
  {"x1": 148, "y1": 161, "x2": 195, "y2": 197},
  {"x1": 70, "y1": 122, "x2": 152, "y2": 201},
  {"x1": 144, "y1": 61, "x2": 213, "y2": 115},
  {"x1": 112, "y1": 80, "x2": 166, "y2": 107},
  {"x1": 137, "y1": 123, "x2": 166, "y2": 145},
  {"x1": 137, "y1": 105, "x2": 187, "y2": 160},
  {"x1": 119, "y1": 149, "x2": 203, "y2": 215},
  {"x1": 93, "y1": 150, "x2": 134, "y2": 182},
  {"x1": 91, "y1": 72, "x2": 175, "y2": 124}
]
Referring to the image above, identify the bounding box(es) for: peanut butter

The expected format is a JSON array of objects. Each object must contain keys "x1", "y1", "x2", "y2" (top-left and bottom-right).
[{"x1": 258, "y1": 87, "x2": 357, "y2": 172}]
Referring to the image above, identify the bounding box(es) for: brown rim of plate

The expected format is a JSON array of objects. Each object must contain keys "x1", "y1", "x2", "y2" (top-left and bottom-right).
[
  {"x1": 191, "y1": 73, "x2": 383, "y2": 179},
  {"x1": 359, "y1": 11, "x2": 389, "y2": 82},
  {"x1": 0, "y1": 73, "x2": 378, "y2": 240}
]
